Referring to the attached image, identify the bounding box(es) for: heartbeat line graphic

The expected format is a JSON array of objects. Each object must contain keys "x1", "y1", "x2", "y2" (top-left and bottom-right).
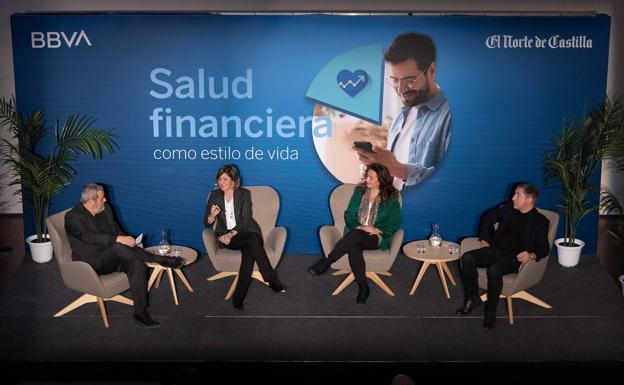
[{"x1": 338, "y1": 75, "x2": 366, "y2": 89}]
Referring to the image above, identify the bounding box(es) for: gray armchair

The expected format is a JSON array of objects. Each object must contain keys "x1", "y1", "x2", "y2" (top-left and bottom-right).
[
  {"x1": 202, "y1": 186, "x2": 287, "y2": 300},
  {"x1": 319, "y1": 184, "x2": 403, "y2": 296},
  {"x1": 47, "y1": 209, "x2": 133, "y2": 328},
  {"x1": 459, "y1": 208, "x2": 559, "y2": 324}
]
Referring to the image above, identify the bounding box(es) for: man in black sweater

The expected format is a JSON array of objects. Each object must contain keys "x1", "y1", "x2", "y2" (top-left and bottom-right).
[
  {"x1": 456, "y1": 182, "x2": 550, "y2": 329},
  {"x1": 65, "y1": 183, "x2": 184, "y2": 328}
]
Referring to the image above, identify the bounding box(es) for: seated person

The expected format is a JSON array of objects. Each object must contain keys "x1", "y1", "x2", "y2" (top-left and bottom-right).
[
  {"x1": 65, "y1": 183, "x2": 184, "y2": 328},
  {"x1": 308, "y1": 163, "x2": 401, "y2": 304},
  {"x1": 204, "y1": 164, "x2": 286, "y2": 310},
  {"x1": 456, "y1": 182, "x2": 550, "y2": 329}
]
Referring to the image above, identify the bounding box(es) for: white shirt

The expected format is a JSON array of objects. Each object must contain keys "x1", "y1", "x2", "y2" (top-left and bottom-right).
[
  {"x1": 390, "y1": 106, "x2": 418, "y2": 190},
  {"x1": 224, "y1": 198, "x2": 236, "y2": 230}
]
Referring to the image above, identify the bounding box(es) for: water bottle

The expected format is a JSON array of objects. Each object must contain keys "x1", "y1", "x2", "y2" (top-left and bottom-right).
[
  {"x1": 157, "y1": 229, "x2": 171, "y2": 255},
  {"x1": 429, "y1": 222, "x2": 442, "y2": 248}
]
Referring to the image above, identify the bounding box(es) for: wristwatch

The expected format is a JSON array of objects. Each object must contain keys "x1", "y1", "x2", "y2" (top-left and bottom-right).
[{"x1": 530, "y1": 252, "x2": 537, "y2": 260}]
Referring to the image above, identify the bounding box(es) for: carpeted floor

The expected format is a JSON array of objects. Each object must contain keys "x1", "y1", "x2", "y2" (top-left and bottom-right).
[{"x1": 1, "y1": 251, "x2": 623, "y2": 366}]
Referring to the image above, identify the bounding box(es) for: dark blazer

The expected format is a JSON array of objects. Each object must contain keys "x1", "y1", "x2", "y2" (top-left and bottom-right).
[
  {"x1": 478, "y1": 202, "x2": 550, "y2": 260},
  {"x1": 65, "y1": 202, "x2": 124, "y2": 262},
  {"x1": 204, "y1": 187, "x2": 262, "y2": 238}
]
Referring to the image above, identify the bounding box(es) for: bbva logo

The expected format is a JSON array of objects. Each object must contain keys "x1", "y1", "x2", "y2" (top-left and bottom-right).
[{"x1": 31, "y1": 30, "x2": 92, "y2": 48}]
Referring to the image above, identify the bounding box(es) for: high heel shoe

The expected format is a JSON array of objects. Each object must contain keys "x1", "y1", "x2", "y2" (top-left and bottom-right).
[
  {"x1": 356, "y1": 282, "x2": 369, "y2": 304},
  {"x1": 308, "y1": 258, "x2": 330, "y2": 276},
  {"x1": 268, "y1": 277, "x2": 286, "y2": 293}
]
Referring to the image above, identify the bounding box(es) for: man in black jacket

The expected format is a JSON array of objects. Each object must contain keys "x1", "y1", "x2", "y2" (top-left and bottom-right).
[
  {"x1": 65, "y1": 183, "x2": 184, "y2": 328},
  {"x1": 455, "y1": 182, "x2": 550, "y2": 329}
]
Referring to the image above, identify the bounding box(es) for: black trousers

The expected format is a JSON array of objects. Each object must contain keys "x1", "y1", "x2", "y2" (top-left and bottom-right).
[
  {"x1": 83, "y1": 244, "x2": 165, "y2": 314},
  {"x1": 222, "y1": 231, "x2": 276, "y2": 300},
  {"x1": 460, "y1": 246, "x2": 521, "y2": 312},
  {"x1": 325, "y1": 229, "x2": 379, "y2": 284}
]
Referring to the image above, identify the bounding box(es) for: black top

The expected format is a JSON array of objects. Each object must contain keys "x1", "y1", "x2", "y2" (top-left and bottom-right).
[
  {"x1": 493, "y1": 208, "x2": 530, "y2": 257},
  {"x1": 478, "y1": 202, "x2": 550, "y2": 260},
  {"x1": 65, "y1": 203, "x2": 124, "y2": 262}
]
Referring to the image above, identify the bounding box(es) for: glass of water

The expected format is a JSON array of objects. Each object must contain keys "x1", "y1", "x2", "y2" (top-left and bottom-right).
[
  {"x1": 448, "y1": 244, "x2": 459, "y2": 255},
  {"x1": 170, "y1": 246, "x2": 183, "y2": 265}
]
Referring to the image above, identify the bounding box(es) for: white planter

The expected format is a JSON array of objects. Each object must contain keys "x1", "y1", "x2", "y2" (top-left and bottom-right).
[
  {"x1": 555, "y1": 238, "x2": 585, "y2": 267},
  {"x1": 25, "y1": 234, "x2": 53, "y2": 263}
]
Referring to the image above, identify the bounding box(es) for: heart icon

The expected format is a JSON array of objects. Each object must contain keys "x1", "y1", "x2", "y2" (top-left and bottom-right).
[{"x1": 336, "y1": 69, "x2": 369, "y2": 97}]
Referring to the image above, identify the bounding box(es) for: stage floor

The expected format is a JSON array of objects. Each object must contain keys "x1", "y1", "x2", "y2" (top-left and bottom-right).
[{"x1": 1, "y1": 251, "x2": 623, "y2": 367}]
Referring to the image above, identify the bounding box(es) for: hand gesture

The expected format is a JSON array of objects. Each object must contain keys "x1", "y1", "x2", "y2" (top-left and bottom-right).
[
  {"x1": 359, "y1": 225, "x2": 380, "y2": 235},
  {"x1": 116, "y1": 235, "x2": 135, "y2": 247},
  {"x1": 516, "y1": 251, "x2": 532, "y2": 264},
  {"x1": 218, "y1": 230, "x2": 237, "y2": 245}
]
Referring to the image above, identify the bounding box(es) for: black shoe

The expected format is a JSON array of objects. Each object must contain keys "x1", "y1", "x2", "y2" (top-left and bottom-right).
[
  {"x1": 455, "y1": 297, "x2": 483, "y2": 315},
  {"x1": 160, "y1": 256, "x2": 185, "y2": 269},
  {"x1": 132, "y1": 311, "x2": 160, "y2": 328},
  {"x1": 483, "y1": 311, "x2": 497, "y2": 329},
  {"x1": 356, "y1": 282, "x2": 369, "y2": 304},
  {"x1": 308, "y1": 258, "x2": 330, "y2": 276},
  {"x1": 268, "y1": 277, "x2": 286, "y2": 293},
  {"x1": 232, "y1": 296, "x2": 244, "y2": 310}
]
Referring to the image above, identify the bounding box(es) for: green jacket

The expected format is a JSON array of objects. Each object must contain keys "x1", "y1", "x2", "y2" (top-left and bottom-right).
[{"x1": 343, "y1": 186, "x2": 401, "y2": 250}]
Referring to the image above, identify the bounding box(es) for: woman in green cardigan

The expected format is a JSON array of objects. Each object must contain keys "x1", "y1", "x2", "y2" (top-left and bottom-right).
[{"x1": 308, "y1": 163, "x2": 401, "y2": 304}]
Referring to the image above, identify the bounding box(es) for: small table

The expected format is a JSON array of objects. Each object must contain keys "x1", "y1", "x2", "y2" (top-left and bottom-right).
[
  {"x1": 145, "y1": 245, "x2": 198, "y2": 305},
  {"x1": 403, "y1": 240, "x2": 460, "y2": 299}
]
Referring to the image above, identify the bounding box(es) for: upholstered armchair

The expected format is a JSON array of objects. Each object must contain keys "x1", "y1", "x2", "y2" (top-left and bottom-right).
[
  {"x1": 319, "y1": 184, "x2": 403, "y2": 296},
  {"x1": 47, "y1": 209, "x2": 133, "y2": 328},
  {"x1": 202, "y1": 186, "x2": 287, "y2": 299},
  {"x1": 459, "y1": 208, "x2": 559, "y2": 324}
]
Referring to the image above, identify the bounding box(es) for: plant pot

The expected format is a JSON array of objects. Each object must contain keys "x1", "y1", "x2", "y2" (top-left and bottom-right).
[
  {"x1": 25, "y1": 234, "x2": 53, "y2": 263},
  {"x1": 555, "y1": 238, "x2": 585, "y2": 267}
]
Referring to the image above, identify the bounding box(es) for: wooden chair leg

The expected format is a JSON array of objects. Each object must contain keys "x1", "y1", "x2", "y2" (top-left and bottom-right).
[
  {"x1": 251, "y1": 270, "x2": 267, "y2": 284},
  {"x1": 506, "y1": 296, "x2": 514, "y2": 325},
  {"x1": 54, "y1": 293, "x2": 132, "y2": 328},
  {"x1": 511, "y1": 291, "x2": 552, "y2": 308},
  {"x1": 331, "y1": 269, "x2": 350, "y2": 276},
  {"x1": 332, "y1": 273, "x2": 355, "y2": 295},
  {"x1": 107, "y1": 295, "x2": 134, "y2": 306},
  {"x1": 96, "y1": 296, "x2": 109, "y2": 328},
  {"x1": 54, "y1": 294, "x2": 97, "y2": 317},
  {"x1": 207, "y1": 271, "x2": 237, "y2": 281},
  {"x1": 366, "y1": 272, "x2": 395, "y2": 296},
  {"x1": 225, "y1": 274, "x2": 239, "y2": 300}
]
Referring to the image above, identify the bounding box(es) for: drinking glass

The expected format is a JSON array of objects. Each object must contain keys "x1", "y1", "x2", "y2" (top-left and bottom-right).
[{"x1": 171, "y1": 246, "x2": 182, "y2": 259}]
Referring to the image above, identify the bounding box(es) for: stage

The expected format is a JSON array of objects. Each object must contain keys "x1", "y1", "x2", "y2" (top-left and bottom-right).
[{"x1": 1, "y1": 250, "x2": 623, "y2": 383}]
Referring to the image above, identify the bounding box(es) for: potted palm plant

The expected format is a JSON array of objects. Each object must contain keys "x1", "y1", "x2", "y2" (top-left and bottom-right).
[
  {"x1": 601, "y1": 112, "x2": 624, "y2": 292},
  {"x1": 0, "y1": 97, "x2": 117, "y2": 263},
  {"x1": 543, "y1": 98, "x2": 623, "y2": 267}
]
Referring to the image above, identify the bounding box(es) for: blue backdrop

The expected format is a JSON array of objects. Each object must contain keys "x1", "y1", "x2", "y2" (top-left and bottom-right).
[{"x1": 11, "y1": 13, "x2": 610, "y2": 254}]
